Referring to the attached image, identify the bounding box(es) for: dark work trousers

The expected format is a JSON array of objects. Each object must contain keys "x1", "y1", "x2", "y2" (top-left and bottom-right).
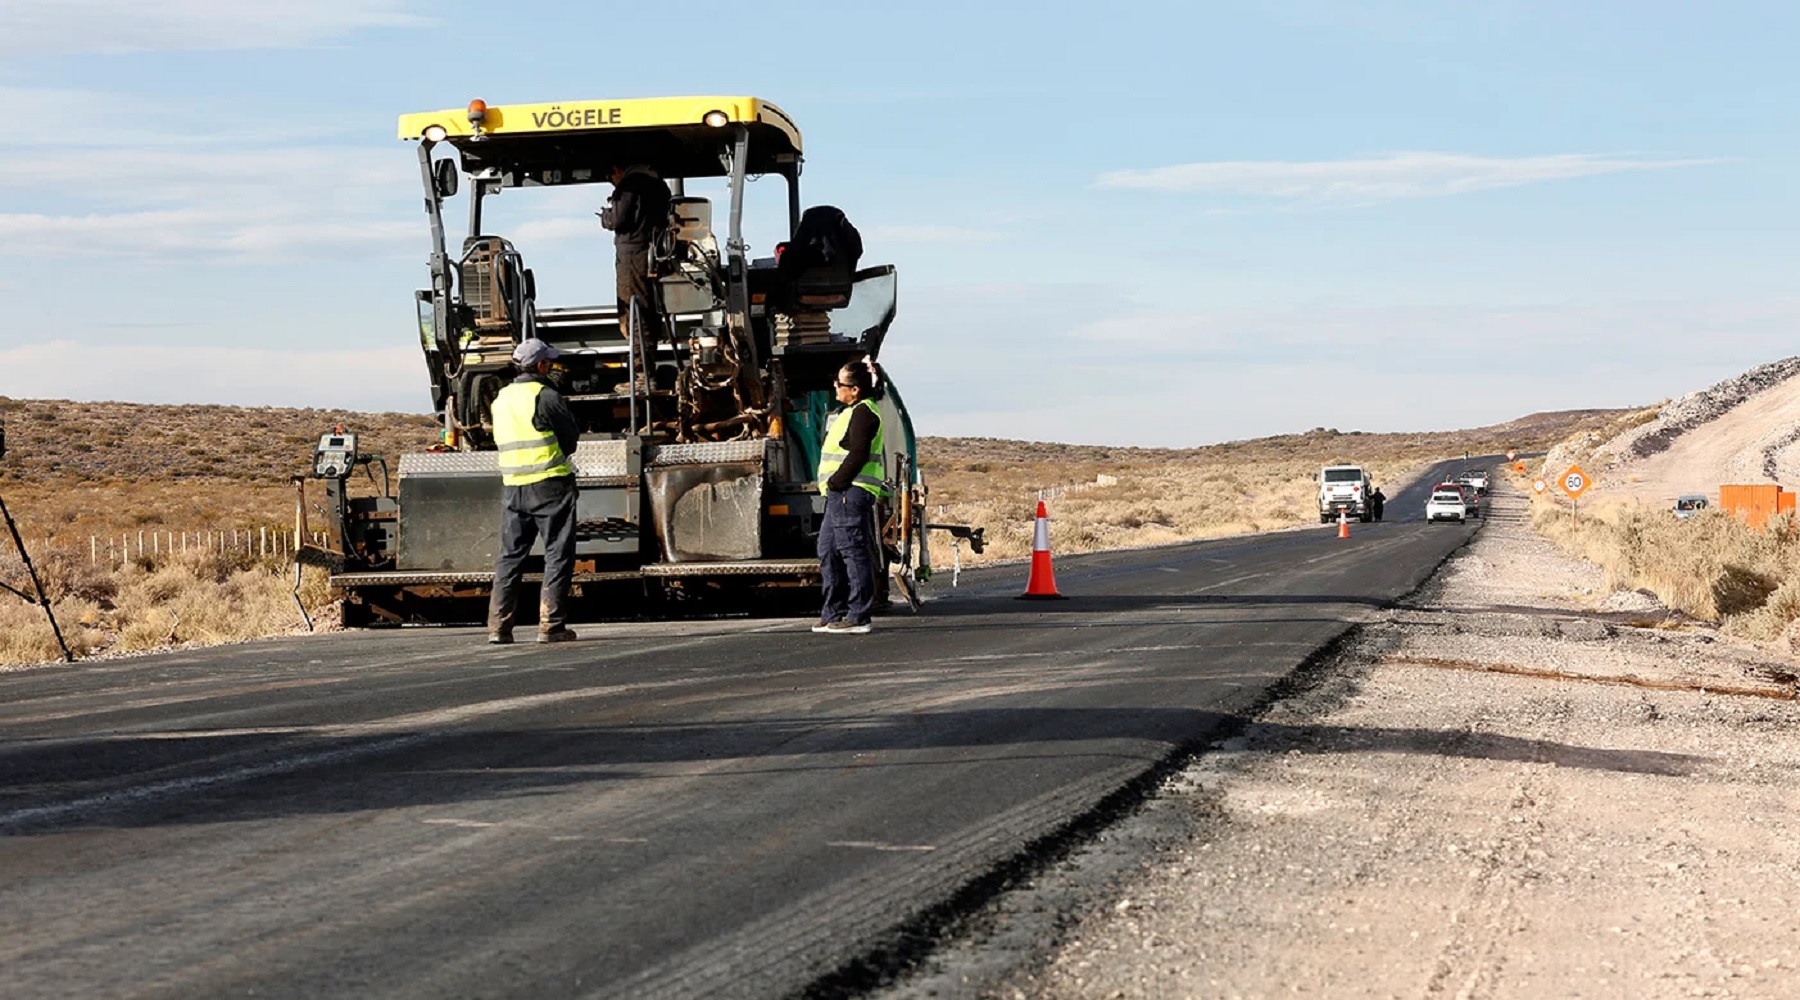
[
  {"x1": 488, "y1": 476, "x2": 578, "y2": 634},
  {"x1": 615, "y1": 243, "x2": 662, "y2": 366},
  {"x1": 818, "y1": 487, "x2": 878, "y2": 626}
]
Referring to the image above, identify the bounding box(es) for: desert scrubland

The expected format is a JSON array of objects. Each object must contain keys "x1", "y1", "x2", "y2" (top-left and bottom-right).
[{"x1": 0, "y1": 392, "x2": 1694, "y2": 667}]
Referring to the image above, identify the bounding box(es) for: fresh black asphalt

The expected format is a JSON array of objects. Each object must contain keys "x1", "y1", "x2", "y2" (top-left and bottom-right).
[{"x1": 0, "y1": 460, "x2": 1484, "y2": 999}]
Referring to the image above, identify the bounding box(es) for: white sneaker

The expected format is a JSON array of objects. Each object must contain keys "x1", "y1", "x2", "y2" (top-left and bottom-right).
[
  {"x1": 826, "y1": 621, "x2": 873, "y2": 635},
  {"x1": 811, "y1": 620, "x2": 840, "y2": 633}
]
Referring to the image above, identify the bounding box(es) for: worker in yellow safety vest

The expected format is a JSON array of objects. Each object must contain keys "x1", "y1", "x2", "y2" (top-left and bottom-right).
[
  {"x1": 812, "y1": 358, "x2": 888, "y2": 636},
  {"x1": 487, "y1": 338, "x2": 580, "y2": 645}
]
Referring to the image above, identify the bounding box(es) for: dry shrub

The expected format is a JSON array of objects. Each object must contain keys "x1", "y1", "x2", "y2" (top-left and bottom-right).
[
  {"x1": 0, "y1": 547, "x2": 118, "y2": 606},
  {"x1": 107, "y1": 555, "x2": 321, "y2": 652},
  {"x1": 1529, "y1": 497, "x2": 1800, "y2": 634},
  {"x1": 0, "y1": 549, "x2": 334, "y2": 666},
  {"x1": 0, "y1": 599, "x2": 110, "y2": 665},
  {"x1": 1749, "y1": 581, "x2": 1800, "y2": 647}
]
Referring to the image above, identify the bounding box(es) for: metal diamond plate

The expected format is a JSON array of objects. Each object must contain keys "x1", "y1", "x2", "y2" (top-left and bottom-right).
[
  {"x1": 648, "y1": 439, "x2": 769, "y2": 468},
  {"x1": 639, "y1": 559, "x2": 819, "y2": 578},
  {"x1": 399, "y1": 440, "x2": 630, "y2": 479},
  {"x1": 333, "y1": 569, "x2": 645, "y2": 587},
  {"x1": 571, "y1": 440, "x2": 629, "y2": 478},
  {"x1": 400, "y1": 452, "x2": 498, "y2": 476}
]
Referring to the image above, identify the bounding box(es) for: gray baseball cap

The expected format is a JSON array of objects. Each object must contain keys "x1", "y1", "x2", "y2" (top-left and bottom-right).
[{"x1": 511, "y1": 338, "x2": 561, "y2": 367}]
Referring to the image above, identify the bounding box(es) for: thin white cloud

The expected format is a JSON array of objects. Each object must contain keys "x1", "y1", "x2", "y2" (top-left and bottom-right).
[
  {"x1": 1, "y1": 87, "x2": 357, "y2": 149},
  {"x1": 0, "y1": 130, "x2": 421, "y2": 259},
  {"x1": 0, "y1": 0, "x2": 429, "y2": 56},
  {"x1": 0, "y1": 342, "x2": 427, "y2": 412},
  {"x1": 907, "y1": 295, "x2": 1800, "y2": 446},
  {"x1": 1065, "y1": 299, "x2": 1800, "y2": 353},
  {"x1": 0, "y1": 211, "x2": 421, "y2": 259},
  {"x1": 0, "y1": 147, "x2": 398, "y2": 203},
  {"x1": 1096, "y1": 152, "x2": 1719, "y2": 204}
]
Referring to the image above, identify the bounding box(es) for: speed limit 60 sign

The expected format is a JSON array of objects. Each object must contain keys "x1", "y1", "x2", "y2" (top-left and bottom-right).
[{"x1": 1560, "y1": 464, "x2": 1590, "y2": 499}]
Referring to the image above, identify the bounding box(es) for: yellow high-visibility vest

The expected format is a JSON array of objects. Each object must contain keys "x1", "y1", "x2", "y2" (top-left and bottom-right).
[
  {"x1": 491, "y1": 381, "x2": 573, "y2": 486},
  {"x1": 818, "y1": 399, "x2": 888, "y2": 498}
]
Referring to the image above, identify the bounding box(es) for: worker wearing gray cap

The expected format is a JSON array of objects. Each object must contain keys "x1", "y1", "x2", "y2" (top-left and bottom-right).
[{"x1": 488, "y1": 338, "x2": 580, "y2": 644}]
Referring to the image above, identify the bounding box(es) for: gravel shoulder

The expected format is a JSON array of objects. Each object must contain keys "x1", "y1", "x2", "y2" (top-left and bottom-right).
[{"x1": 925, "y1": 479, "x2": 1800, "y2": 999}]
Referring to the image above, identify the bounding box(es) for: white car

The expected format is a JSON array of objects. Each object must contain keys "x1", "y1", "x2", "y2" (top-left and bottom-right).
[
  {"x1": 1460, "y1": 470, "x2": 1490, "y2": 494},
  {"x1": 1426, "y1": 487, "x2": 1467, "y2": 523}
]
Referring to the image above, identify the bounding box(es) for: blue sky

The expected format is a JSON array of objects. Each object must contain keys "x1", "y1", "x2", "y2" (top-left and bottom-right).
[{"x1": 1, "y1": 1, "x2": 1795, "y2": 447}]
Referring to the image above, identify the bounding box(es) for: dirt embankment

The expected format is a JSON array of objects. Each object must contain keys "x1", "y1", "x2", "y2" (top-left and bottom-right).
[{"x1": 1551, "y1": 355, "x2": 1800, "y2": 507}]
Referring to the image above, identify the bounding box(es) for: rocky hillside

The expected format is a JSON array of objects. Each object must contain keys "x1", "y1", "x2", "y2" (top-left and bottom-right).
[{"x1": 1543, "y1": 356, "x2": 1800, "y2": 503}]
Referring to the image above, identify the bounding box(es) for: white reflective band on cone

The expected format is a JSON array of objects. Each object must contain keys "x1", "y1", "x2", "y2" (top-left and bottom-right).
[{"x1": 1033, "y1": 517, "x2": 1051, "y2": 551}]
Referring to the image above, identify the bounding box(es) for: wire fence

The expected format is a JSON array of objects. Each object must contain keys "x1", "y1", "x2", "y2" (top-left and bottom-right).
[
  {"x1": 1036, "y1": 473, "x2": 1119, "y2": 503},
  {"x1": 9, "y1": 528, "x2": 330, "y2": 567}
]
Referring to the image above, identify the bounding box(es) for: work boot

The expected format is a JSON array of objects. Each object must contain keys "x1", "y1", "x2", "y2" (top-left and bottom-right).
[
  {"x1": 538, "y1": 626, "x2": 578, "y2": 644},
  {"x1": 487, "y1": 630, "x2": 513, "y2": 645}
]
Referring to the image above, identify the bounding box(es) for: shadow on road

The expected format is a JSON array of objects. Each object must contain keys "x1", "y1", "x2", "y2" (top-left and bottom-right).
[
  {"x1": 0, "y1": 704, "x2": 1707, "y2": 836},
  {"x1": 1240, "y1": 721, "x2": 1705, "y2": 777}
]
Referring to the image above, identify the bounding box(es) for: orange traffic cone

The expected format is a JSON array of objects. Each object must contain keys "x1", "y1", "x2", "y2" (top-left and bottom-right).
[
  {"x1": 1018, "y1": 500, "x2": 1067, "y2": 600},
  {"x1": 1337, "y1": 509, "x2": 1350, "y2": 539}
]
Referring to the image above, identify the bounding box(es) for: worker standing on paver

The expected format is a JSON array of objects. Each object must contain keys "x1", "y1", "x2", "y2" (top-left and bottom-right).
[
  {"x1": 813, "y1": 359, "x2": 887, "y2": 635},
  {"x1": 601, "y1": 163, "x2": 672, "y2": 393},
  {"x1": 488, "y1": 339, "x2": 580, "y2": 644}
]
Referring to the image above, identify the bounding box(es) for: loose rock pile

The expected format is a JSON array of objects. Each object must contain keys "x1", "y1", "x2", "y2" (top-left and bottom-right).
[{"x1": 1617, "y1": 355, "x2": 1800, "y2": 461}]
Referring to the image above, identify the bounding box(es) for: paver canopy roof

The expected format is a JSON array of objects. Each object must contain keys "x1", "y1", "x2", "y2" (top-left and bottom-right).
[{"x1": 398, "y1": 96, "x2": 802, "y2": 182}]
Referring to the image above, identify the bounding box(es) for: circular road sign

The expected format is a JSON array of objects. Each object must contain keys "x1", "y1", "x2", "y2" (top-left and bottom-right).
[
  {"x1": 1561, "y1": 465, "x2": 1590, "y2": 499},
  {"x1": 1533, "y1": 478, "x2": 1547, "y2": 494}
]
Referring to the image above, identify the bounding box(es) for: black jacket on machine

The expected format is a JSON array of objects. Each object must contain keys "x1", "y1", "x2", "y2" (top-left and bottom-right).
[{"x1": 602, "y1": 171, "x2": 672, "y2": 246}]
